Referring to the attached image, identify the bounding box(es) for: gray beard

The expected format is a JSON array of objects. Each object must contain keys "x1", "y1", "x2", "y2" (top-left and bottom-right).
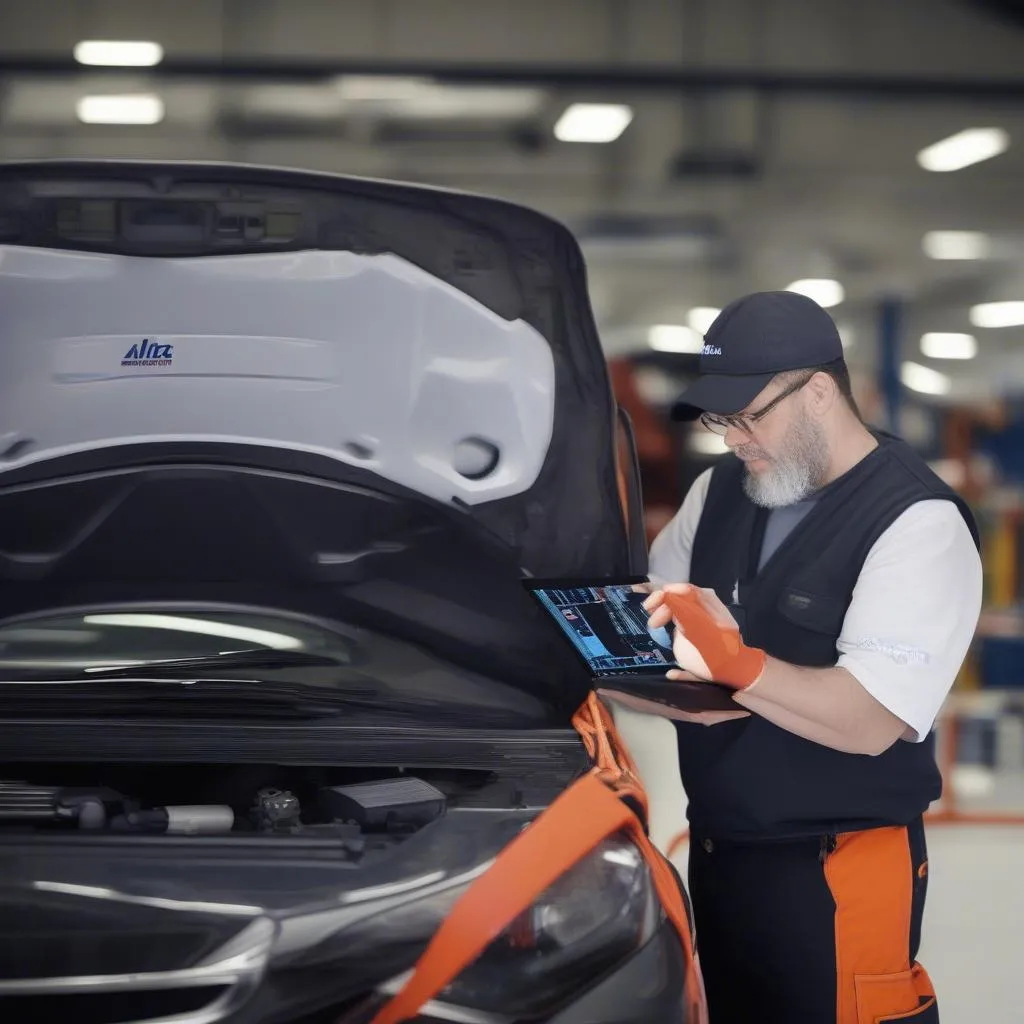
[{"x1": 740, "y1": 414, "x2": 830, "y2": 509}]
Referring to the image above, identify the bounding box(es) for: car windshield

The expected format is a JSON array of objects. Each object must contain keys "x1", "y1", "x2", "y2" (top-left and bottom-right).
[{"x1": 0, "y1": 606, "x2": 550, "y2": 722}]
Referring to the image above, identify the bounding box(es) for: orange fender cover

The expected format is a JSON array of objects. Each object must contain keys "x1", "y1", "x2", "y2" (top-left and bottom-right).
[{"x1": 368, "y1": 693, "x2": 708, "y2": 1024}]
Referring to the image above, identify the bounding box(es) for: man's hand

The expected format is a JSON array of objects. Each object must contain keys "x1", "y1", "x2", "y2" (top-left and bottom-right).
[
  {"x1": 644, "y1": 584, "x2": 766, "y2": 691},
  {"x1": 642, "y1": 586, "x2": 911, "y2": 755},
  {"x1": 645, "y1": 583, "x2": 738, "y2": 632}
]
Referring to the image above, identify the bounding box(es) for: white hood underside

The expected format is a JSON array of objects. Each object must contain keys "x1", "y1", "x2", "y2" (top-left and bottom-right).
[{"x1": 0, "y1": 245, "x2": 555, "y2": 507}]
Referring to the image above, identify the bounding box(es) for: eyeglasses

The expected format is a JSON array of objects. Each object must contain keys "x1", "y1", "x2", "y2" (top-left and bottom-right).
[{"x1": 700, "y1": 371, "x2": 815, "y2": 436}]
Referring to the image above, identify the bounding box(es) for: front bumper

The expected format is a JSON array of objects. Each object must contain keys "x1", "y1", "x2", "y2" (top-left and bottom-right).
[
  {"x1": 548, "y1": 919, "x2": 690, "y2": 1024},
  {"x1": 395, "y1": 919, "x2": 689, "y2": 1024}
]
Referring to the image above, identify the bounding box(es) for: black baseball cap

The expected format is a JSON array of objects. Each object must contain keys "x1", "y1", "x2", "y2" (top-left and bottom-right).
[{"x1": 670, "y1": 290, "x2": 844, "y2": 421}]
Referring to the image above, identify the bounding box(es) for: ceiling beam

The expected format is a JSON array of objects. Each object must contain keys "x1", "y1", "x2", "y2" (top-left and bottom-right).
[{"x1": 1, "y1": 55, "x2": 1024, "y2": 101}]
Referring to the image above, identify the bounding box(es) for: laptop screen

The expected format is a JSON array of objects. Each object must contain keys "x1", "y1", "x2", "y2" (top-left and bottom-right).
[{"x1": 528, "y1": 582, "x2": 676, "y2": 677}]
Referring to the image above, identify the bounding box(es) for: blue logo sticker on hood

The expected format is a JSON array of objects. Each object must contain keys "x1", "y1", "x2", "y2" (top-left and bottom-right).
[{"x1": 122, "y1": 339, "x2": 173, "y2": 368}]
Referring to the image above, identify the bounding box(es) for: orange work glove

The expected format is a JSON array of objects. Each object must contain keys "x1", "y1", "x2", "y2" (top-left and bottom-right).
[{"x1": 661, "y1": 589, "x2": 766, "y2": 691}]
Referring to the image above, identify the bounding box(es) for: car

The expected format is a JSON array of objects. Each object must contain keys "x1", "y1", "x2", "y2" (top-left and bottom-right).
[{"x1": 0, "y1": 159, "x2": 707, "y2": 1024}]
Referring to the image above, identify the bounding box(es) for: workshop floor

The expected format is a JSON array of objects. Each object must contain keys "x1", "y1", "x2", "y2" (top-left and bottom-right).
[{"x1": 612, "y1": 707, "x2": 1024, "y2": 1024}]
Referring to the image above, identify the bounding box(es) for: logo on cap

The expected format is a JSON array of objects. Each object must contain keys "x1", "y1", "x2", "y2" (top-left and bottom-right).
[{"x1": 701, "y1": 344, "x2": 723, "y2": 356}]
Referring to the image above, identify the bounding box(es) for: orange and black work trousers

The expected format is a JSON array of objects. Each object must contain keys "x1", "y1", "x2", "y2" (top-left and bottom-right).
[{"x1": 687, "y1": 817, "x2": 937, "y2": 1024}]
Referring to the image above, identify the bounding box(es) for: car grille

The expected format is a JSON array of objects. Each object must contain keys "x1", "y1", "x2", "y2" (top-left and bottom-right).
[
  {"x1": 0, "y1": 917, "x2": 271, "y2": 1024},
  {"x1": 0, "y1": 985, "x2": 231, "y2": 1024}
]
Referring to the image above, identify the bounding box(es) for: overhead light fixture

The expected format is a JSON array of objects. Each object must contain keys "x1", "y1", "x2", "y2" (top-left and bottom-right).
[
  {"x1": 785, "y1": 278, "x2": 845, "y2": 308},
  {"x1": 333, "y1": 76, "x2": 544, "y2": 119},
  {"x1": 553, "y1": 103, "x2": 634, "y2": 143},
  {"x1": 687, "y1": 307, "x2": 721, "y2": 334},
  {"x1": 916, "y1": 128, "x2": 1009, "y2": 172},
  {"x1": 83, "y1": 613, "x2": 303, "y2": 650},
  {"x1": 335, "y1": 75, "x2": 432, "y2": 101},
  {"x1": 648, "y1": 324, "x2": 703, "y2": 354},
  {"x1": 922, "y1": 230, "x2": 991, "y2": 260},
  {"x1": 969, "y1": 300, "x2": 1024, "y2": 328},
  {"x1": 76, "y1": 94, "x2": 165, "y2": 125},
  {"x1": 920, "y1": 332, "x2": 977, "y2": 360},
  {"x1": 73, "y1": 40, "x2": 164, "y2": 67},
  {"x1": 901, "y1": 361, "x2": 951, "y2": 395}
]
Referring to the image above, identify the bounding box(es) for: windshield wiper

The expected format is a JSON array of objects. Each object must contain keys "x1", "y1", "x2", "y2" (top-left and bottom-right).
[
  {"x1": 0, "y1": 676, "x2": 402, "y2": 719},
  {"x1": 81, "y1": 648, "x2": 345, "y2": 676}
]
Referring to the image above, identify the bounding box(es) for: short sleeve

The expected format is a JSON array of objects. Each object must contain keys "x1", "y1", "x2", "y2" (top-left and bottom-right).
[
  {"x1": 836, "y1": 499, "x2": 983, "y2": 742},
  {"x1": 648, "y1": 467, "x2": 714, "y2": 585}
]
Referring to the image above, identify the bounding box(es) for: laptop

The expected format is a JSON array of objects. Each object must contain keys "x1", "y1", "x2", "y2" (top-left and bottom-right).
[{"x1": 525, "y1": 578, "x2": 741, "y2": 716}]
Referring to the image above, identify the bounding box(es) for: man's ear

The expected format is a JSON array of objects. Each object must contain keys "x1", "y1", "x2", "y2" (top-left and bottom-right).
[{"x1": 806, "y1": 371, "x2": 836, "y2": 414}]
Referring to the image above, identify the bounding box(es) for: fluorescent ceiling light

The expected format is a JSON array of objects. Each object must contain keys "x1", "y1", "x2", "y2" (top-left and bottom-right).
[
  {"x1": 76, "y1": 94, "x2": 164, "y2": 125},
  {"x1": 391, "y1": 84, "x2": 543, "y2": 120},
  {"x1": 687, "y1": 307, "x2": 721, "y2": 334},
  {"x1": 245, "y1": 85, "x2": 346, "y2": 119},
  {"x1": 969, "y1": 300, "x2": 1024, "y2": 328},
  {"x1": 334, "y1": 76, "x2": 544, "y2": 119},
  {"x1": 785, "y1": 278, "x2": 845, "y2": 308},
  {"x1": 922, "y1": 230, "x2": 991, "y2": 260},
  {"x1": 554, "y1": 103, "x2": 633, "y2": 143},
  {"x1": 74, "y1": 40, "x2": 164, "y2": 67},
  {"x1": 916, "y1": 128, "x2": 1009, "y2": 172},
  {"x1": 920, "y1": 332, "x2": 977, "y2": 360},
  {"x1": 82, "y1": 614, "x2": 303, "y2": 650},
  {"x1": 648, "y1": 324, "x2": 703, "y2": 354},
  {"x1": 901, "y1": 361, "x2": 951, "y2": 395},
  {"x1": 336, "y1": 75, "x2": 433, "y2": 101}
]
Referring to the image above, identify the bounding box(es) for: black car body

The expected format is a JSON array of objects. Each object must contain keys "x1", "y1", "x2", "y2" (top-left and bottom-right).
[{"x1": 0, "y1": 160, "x2": 703, "y2": 1023}]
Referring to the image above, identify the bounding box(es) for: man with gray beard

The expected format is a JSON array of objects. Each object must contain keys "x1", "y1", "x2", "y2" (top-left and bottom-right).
[{"x1": 645, "y1": 291, "x2": 982, "y2": 1023}]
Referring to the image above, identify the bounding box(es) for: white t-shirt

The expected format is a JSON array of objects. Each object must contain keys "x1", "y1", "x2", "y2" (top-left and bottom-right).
[{"x1": 648, "y1": 466, "x2": 984, "y2": 743}]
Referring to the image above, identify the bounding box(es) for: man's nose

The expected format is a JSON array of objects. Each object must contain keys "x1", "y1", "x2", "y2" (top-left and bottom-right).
[{"x1": 723, "y1": 422, "x2": 749, "y2": 448}]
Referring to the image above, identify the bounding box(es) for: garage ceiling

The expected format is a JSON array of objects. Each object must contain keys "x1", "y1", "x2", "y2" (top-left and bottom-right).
[{"x1": 1, "y1": 0, "x2": 1023, "y2": 404}]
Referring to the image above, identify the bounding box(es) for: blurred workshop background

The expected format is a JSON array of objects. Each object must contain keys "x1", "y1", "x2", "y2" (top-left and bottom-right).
[{"x1": 2, "y1": 0, "x2": 1024, "y2": 1019}]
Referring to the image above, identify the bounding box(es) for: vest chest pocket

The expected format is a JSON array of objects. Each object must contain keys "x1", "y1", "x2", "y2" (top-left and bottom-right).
[{"x1": 777, "y1": 586, "x2": 848, "y2": 637}]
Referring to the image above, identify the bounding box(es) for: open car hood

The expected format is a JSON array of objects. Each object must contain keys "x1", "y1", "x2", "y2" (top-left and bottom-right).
[{"x1": 0, "y1": 160, "x2": 637, "y2": 716}]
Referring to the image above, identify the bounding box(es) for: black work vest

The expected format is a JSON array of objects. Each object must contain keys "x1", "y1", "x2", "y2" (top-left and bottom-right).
[{"x1": 677, "y1": 431, "x2": 980, "y2": 843}]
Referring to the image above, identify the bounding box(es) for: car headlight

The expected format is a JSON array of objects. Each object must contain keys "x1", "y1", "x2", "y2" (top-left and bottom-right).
[
  {"x1": 437, "y1": 832, "x2": 661, "y2": 1017},
  {"x1": 278, "y1": 831, "x2": 662, "y2": 1019}
]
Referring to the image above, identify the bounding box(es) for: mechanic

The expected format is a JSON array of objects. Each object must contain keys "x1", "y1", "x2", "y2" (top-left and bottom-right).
[{"x1": 642, "y1": 290, "x2": 982, "y2": 1024}]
